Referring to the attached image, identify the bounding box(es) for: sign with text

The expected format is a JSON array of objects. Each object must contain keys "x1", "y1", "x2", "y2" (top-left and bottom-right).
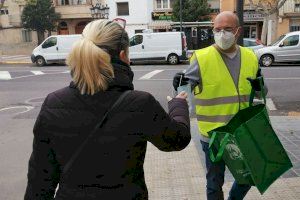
[
  {"x1": 244, "y1": 12, "x2": 264, "y2": 22},
  {"x1": 152, "y1": 12, "x2": 173, "y2": 20}
]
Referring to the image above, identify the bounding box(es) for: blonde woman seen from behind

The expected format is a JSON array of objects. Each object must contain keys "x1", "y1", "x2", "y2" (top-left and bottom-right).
[{"x1": 24, "y1": 20, "x2": 191, "y2": 200}]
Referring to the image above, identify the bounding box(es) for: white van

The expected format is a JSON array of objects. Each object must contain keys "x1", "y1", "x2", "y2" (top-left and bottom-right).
[
  {"x1": 129, "y1": 31, "x2": 187, "y2": 65},
  {"x1": 31, "y1": 34, "x2": 81, "y2": 66}
]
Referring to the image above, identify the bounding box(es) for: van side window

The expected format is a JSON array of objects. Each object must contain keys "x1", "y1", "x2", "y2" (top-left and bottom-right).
[
  {"x1": 282, "y1": 35, "x2": 299, "y2": 47},
  {"x1": 130, "y1": 35, "x2": 143, "y2": 46},
  {"x1": 42, "y1": 37, "x2": 57, "y2": 49}
]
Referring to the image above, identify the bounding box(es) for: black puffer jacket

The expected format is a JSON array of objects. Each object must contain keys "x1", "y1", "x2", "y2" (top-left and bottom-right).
[{"x1": 24, "y1": 61, "x2": 191, "y2": 200}]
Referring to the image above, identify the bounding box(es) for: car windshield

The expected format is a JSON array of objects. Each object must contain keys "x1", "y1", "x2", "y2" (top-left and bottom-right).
[{"x1": 269, "y1": 34, "x2": 286, "y2": 46}]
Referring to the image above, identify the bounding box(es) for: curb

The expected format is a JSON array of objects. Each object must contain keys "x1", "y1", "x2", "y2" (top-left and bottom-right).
[{"x1": 0, "y1": 61, "x2": 32, "y2": 64}]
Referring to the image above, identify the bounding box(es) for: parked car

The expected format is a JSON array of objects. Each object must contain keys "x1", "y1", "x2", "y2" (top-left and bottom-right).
[
  {"x1": 255, "y1": 31, "x2": 300, "y2": 67},
  {"x1": 31, "y1": 34, "x2": 81, "y2": 66},
  {"x1": 129, "y1": 31, "x2": 187, "y2": 65},
  {"x1": 243, "y1": 38, "x2": 264, "y2": 51}
]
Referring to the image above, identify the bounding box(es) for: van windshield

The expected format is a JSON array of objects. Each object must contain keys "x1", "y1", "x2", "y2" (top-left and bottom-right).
[{"x1": 269, "y1": 34, "x2": 285, "y2": 46}]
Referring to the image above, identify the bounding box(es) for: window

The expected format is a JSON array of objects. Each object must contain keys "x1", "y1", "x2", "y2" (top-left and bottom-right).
[
  {"x1": 156, "y1": 0, "x2": 171, "y2": 9},
  {"x1": 156, "y1": 0, "x2": 161, "y2": 8},
  {"x1": 76, "y1": 0, "x2": 86, "y2": 4},
  {"x1": 0, "y1": 8, "x2": 9, "y2": 15},
  {"x1": 135, "y1": 29, "x2": 144, "y2": 34},
  {"x1": 22, "y1": 30, "x2": 32, "y2": 42},
  {"x1": 130, "y1": 35, "x2": 143, "y2": 46},
  {"x1": 163, "y1": 0, "x2": 168, "y2": 8},
  {"x1": 295, "y1": 3, "x2": 300, "y2": 12},
  {"x1": 57, "y1": 0, "x2": 86, "y2": 5},
  {"x1": 290, "y1": 26, "x2": 300, "y2": 32},
  {"x1": 42, "y1": 37, "x2": 57, "y2": 48},
  {"x1": 117, "y1": 2, "x2": 129, "y2": 16},
  {"x1": 281, "y1": 35, "x2": 299, "y2": 47}
]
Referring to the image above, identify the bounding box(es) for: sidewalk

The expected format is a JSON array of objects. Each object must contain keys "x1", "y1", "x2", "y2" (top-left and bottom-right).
[
  {"x1": 143, "y1": 117, "x2": 300, "y2": 200},
  {"x1": 0, "y1": 55, "x2": 31, "y2": 64}
]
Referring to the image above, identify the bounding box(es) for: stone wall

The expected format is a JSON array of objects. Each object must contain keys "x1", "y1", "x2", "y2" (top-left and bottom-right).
[{"x1": 0, "y1": 27, "x2": 38, "y2": 55}]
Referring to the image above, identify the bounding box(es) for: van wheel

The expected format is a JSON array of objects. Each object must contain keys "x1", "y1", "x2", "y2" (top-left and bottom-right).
[
  {"x1": 167, "y1": 54, "x2": 179, "y2": 65},
  {"x1": 260, "y1": 54, "x2": 274, "y2": 67},
  {"x1": 36, "y1": 56, "x2": 46, "y2": 67}
]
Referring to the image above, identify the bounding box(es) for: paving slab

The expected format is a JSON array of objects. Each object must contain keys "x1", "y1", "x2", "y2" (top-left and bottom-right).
[{"x1": 144, "y1": 117, "x2": 300, "y2": 199}]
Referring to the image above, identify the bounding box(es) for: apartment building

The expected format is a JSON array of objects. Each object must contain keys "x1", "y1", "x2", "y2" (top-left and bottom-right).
[
  {"x1": 278, "y1": 0, "x2": 300, "y2": 36},
  {"x1": 107, "y1": 0, "x2": 152, "y2": 37},
  {"x1": 0, "y1": 0, "x2": 38, "y2": 55},
  {"x1": 53, "y1": 0, "x2": 102, "y2": 35},
  {"x1": 220, "y1": 0, "x2": 264, "y2": 40}
]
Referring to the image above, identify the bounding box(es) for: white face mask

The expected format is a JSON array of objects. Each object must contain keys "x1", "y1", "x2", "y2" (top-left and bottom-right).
[{"x1": 214, "y1": 29, "x2": 238, "y2": 50}]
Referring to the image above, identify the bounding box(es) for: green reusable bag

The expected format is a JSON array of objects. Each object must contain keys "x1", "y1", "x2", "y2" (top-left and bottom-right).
[{"x1": 208, "y1": 77, "x2": 293, "y2": 194}]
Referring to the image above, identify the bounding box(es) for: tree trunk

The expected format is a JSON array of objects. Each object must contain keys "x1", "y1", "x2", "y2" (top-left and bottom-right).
[
  {"x1": 37, "y1": 30, "x2": 45, "y2": 45},
  {"x1": 261, "y1": 16, "x2": 268, "y2": 45},
  {"x1": 270, "y1": 11, "x2": 279, "y2": 43}
]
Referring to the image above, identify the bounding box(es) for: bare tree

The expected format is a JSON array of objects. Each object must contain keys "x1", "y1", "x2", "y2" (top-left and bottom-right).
[{"x1": 248, "y1": 0, "x2": 287, "y2": 44}]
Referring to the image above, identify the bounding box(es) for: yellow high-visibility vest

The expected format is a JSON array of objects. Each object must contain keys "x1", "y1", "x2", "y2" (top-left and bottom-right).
[{"x1": 194, "y1": 46, "x2": 258, "y2": 137}]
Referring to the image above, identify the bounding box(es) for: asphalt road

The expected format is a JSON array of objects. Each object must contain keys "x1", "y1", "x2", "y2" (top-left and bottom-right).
[{"x1": 0, "y1": 63, "x2": 300, "y2": 199}]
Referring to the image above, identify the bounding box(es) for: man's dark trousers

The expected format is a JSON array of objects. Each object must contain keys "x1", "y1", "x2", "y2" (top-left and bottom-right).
[{"x1": 201, "y1": 141, "x2": 251, "y2": 200}]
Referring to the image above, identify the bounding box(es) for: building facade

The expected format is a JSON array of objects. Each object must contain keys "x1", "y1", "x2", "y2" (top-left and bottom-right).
[
  {"x1": 0, "y1": 0, "x2": 38, "y2": 55},
  {"x1": 278, "y1": 0, "x2": 300, "y2": 36},
  {"x1": 107, "y1": 0, "x2": 152, "y2": 37},
  {"x1": 220, "y1": 0, "x2": 264, "y2": 40},
  {"x1": 53, "y1": 0, "x2": 101, "y2": 35}
]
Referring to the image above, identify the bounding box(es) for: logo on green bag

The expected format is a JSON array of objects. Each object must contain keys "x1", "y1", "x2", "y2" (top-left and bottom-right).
[{"x1": 226, "y1": 143, "x2": 243, "y2": 160}]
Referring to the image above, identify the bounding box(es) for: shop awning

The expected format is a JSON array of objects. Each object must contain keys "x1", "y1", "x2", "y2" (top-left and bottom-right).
[{"x1": 148, "y1": 20, "x2": 172, "y2": 29}]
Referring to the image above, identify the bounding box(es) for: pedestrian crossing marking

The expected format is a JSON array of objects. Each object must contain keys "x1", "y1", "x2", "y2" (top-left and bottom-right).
[
  {"x1": 139, "y1": 70, "x2": 164, "y2": 80},
  {"x1": 31, "y1": 71, "x2": 45, "y2": 75},
  {"x1": 266, "y1": 98, "x2": 277, "y2": 111},
  {"x1": 0, "y1": 71, "x2": 11, "y2": 80}
]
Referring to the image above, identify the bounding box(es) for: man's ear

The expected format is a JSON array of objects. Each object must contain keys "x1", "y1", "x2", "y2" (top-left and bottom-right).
[{"x1": 119, "y1": 50, "x2": 130, "y2": 65}]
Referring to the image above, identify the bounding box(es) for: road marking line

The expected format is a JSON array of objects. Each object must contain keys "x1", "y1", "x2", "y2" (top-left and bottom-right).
[
  {"x1": 266, "y1": 77, "x2": 300, "y2": 80},
  {"x1": 0, "y1": 71, "x2": 11, "y2": 80},
  {"x1": 139, "y1": 70, "x2": 164, "y2": 80},
  {"x1": 266, "y1": 98, "x2": 277, "y2": 111},
  {"x1": 137, "y1": 78, "x2": 172, "y2": 81},
  {"x1": 31, "y1": 71, "x2": 45, "y2": 75},
  {"x1": 0, "y1": 106, "x2": 34, "y2": 115}
]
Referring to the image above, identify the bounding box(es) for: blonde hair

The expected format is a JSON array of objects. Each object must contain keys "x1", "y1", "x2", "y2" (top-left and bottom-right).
[{"x1": 67, "y1": 20, "x2": 129, "y2": 95}]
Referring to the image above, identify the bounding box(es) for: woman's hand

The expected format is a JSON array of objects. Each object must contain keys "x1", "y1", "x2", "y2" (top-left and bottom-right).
[{"x1": 167, "y1": 91, "x2": 188, "y2": 102}]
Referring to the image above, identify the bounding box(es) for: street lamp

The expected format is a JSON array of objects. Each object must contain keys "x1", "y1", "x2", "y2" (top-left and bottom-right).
[{"x1": 90, "y1": 3, "x2": 109, "y2": 19}]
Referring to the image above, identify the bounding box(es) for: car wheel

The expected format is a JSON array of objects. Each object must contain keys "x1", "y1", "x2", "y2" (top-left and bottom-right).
[
  {"x1": 36, "y1": 56, "x2": 46, "y2": 67},
  {"x1": 167, "y1": 54, "x2": 179, "y2": 65},
  {"x1": 260, "y1": 55, "x2": 273, "y2": 67}
]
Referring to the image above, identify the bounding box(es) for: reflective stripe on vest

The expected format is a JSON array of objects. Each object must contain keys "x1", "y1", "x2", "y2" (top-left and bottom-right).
[{"x1": 194, "y1": 46, "x2": 258, "y2": 137}]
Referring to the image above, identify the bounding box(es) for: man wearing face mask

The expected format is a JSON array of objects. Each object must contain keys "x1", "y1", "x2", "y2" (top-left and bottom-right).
[{"x1": 173, "y1": 11, "x2": 266, "y2": 200}]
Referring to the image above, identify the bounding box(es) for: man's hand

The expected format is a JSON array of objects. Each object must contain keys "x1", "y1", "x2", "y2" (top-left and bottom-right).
[
  {"x1": 173, "y1": 72, "x2": 189, "y2": 91},
  {"x1": 247, "y1": 77, "x2": 264, "y2": 91}
]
